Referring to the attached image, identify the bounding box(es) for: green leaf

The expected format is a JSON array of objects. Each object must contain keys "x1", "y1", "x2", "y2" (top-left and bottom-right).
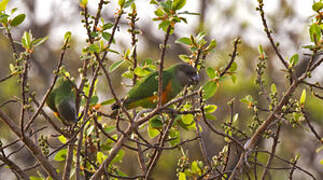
[
  {"x1": 309, "y1": 23, "x2": 321, "y2": 43},
  {"x1": 206, "y1": 67, "x2": 216, "y2": 79},
  {"x1": 204, "y1": 104, "x2": 218, "y2": 113},
  {"x1": 54, "y1": 149, "x2": 67, "y2": 161},
  {"x1": 202, "y1": 81, "x2": 217, "y2": 100},
  {"x1": 191, "y1": 161, "x2": 202, "y2": 175},
  {"x1": 240, "y1": 95, "x2": 254, "y2": 107},
  {"x1": 178, "y1": 54, "x2": 191, "y2": 63},
  {"x1": 102, "y1": 32, "x2": 115, "y2": 43},
  {"x1": 88, "y1": 44, "x2": 100, "y2": 53},
  {"x1": 80, "y1": 0, "x2": 88, "y2": 6},
  {"x1": 147, "y1": 125, "x2": 160, "y2": 138},
  {"x1": 21, "y1": 31, "x2": 32, "y2": 50},
  {"x1": 178, "y1": 172, "x2": 186, "y2": 180},
  {"x1": 205, "y1": 113, "x2": 216, "y2": 121},
  {"x1": 172, "y1": 0, "x2": 186, "y2": 11},
  {"x1": 100, "y1": 98, "x2": 116, "y2": 106},
  {"x1": 64, "y1": 31, "x2": 72, "y2": 42},
  {"x1": 0, "y1": 0, "x2": 10, "y2": 11},
  {"x1": 118, "y1": 0, "x2": 125, "y2": 7},
  {"x1": 158, "y1": 20, "x2": 170, "y2": 32},
  {"x1": 32, "y1": 36, "x2": 48, "y2": 47},
  {"x1": 109, "y1": 60, "x2": 124, "y2": 72},
  {"x1": 10, "y1": 14, "x2": 25, "y2": 27},
  {"x1": 0, "y1": 14, "x2": 9, "y2": 23},
  {"x1": 154, "y1": 8, "x2": 164, "y2": 16},
  {"x1": 111, "y1": 149, "x2": 125, "y2": 163},
  {"x1": 271, "y1": 83, "x2": 277, "y2": 94},
  {"x1": 90, "y1": 95, "x2": 99, "y2": 106},
  {"x1": 176, "y1": 37, "x2": 192, "y2": 45},
  {"x1": 97, "y1": 151, "x2": 107, "y2": 164},
  {"x1": 300, "y1": 89, "x2": 306, "y2": 106},
  {"x1": 134, "y1": 67, "x2": 152, "y2": 77},
  {"x1": 312, "y1": 2, "x2": 323, "y2": 12},
  {"x1": 150, "y1": 116, "x2": 163, "y2": 128},
  {"x1": 102, "y1": 23, "x2": 113, "y2": 30},
  {"x1": 124, "y1": 0, "x2": 134, "y2": 8},
  {"x1": 289, "y1": 54, "x2": 299, "y2": 68},
  {"x1": 229, "y1": 62, "x2": 237, "y2": 72},
  {"x1": 160, "y1": 0, "x2": 172, "y2": 13},
  {"x1": 206, "y1": 39, "x2": 217, "y2": 51},
  {"x1": 181, "y1": 114, "x2": 194, "y2": 124},
  {"x1": 320, "y1": 159, "x2": 323, "y2": 165},
  {"x1": 258, "y1": 45, "x2": 264, "y2": 55},
  {"x1": 122, "y1": 70, "x2": 134, "y2": 79},
  {"x1": 58, "y1": 135, "x2": 67, "y2": 144},
  {"x1": 169, "y1": 128, "x2": 180, "y2": 146}
]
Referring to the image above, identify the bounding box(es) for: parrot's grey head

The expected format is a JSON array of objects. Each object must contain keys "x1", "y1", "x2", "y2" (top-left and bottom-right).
[{"x1": 175, "y1": 64, "x2": 199, "y2": 86}]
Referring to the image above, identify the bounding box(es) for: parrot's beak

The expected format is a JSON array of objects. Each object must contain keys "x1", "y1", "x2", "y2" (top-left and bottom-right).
[{"x1": 191, "y1": 73, "x2": 200, "y2": 84}]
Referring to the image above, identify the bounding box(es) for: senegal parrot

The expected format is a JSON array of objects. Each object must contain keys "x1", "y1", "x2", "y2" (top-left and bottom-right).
[
  {"x1": 46, "y1": 77, "x2": 78, "y2": 125},
  {"x1": 112, "y1": 63, "x2": 199, "y2": 110}
]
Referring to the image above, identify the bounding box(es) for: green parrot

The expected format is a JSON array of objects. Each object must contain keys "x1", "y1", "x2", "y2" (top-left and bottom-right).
[
  {"x1": 46, "y1": 77, "x2": 78, "y2": 125},
  {"x1": 112, "y1": 63, "x2": 199, "y2": 110}
]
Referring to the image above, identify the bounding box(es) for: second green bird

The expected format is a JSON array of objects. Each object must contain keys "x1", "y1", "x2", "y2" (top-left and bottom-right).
[
  {"x1": 46, "y1": 77, "x2": 78, "y2": 125},
  {"x1": 113, "y1": 63, "x2": 199, "y2": 110}
]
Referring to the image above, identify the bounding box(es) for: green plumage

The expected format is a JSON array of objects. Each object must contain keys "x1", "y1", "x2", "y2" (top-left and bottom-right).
[
  {"x1": 46, "y1": 77, "x2": 78, "y2": 125},
  {"x1": 115, "y1": 64, "x2": 199, "y2": 109}
]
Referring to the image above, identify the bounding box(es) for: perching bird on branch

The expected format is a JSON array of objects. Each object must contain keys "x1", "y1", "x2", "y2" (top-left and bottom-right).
[
  {"x1": 112, "y1": 63, "x2": 199, "y2": 110},
  {"x1": 46, "y1": 76, "x2": 78, "y2": 125}
]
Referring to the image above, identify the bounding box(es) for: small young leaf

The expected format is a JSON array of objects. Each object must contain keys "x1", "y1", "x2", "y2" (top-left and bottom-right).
[
  {"x1": 118, "y1": 0, "x2": 125, "y2": 7},
  {"x1": 271, "y1": 83, "x2": 277, "y2": 94},
  {"x1": 176, "y1": 37, "x2": 192, "y2": 45},
  {"x1": 206, "y1": 67, "x2": 216, "y2": 79},
  {"x1": 172, "y1": 0, "x2": 186, "y2": 11},
  {"x1": 150, "y1": 116, "x2": 163, "y2": 128},
  {"x1": 32, "y1": 36, "x2": 48, "y2": 47},
  {"x1": 102, "y1": 23, "x2": 113, "y2": 30},
  {"x1": 58, "y1": 135, "x2": 67, "y2": 144},
  {"x1": 178, "y1": 172, "x2": 186, "y2": 180},
  {"x1": 88, "y1": 44, "x2": 100, "y2": 53},
  {"x1": 178, "y1": 54, "x2": 191, "y2": 63},
  {"x1": 89, "y1": 95, "x2": 99, "y2": 106},
  {"x1": 10, "y1": 14, "x2": 25, "y2": 27},
  {"x1": 64, "y1": 31, "x2": 72, "y2": 42},
  {"x1": 289, "y1": 54, "x2": 299, "y2": 67},
  {"x1": 109, "y1": 60, "x2": 124, "y2": 72},
  {"x1": 54, "y1": 149, "x2": 67, "y2": 161},
  {"x1": 181, "y1": 114, "x2": 194, "y2": 124},
  {"x1": 312, "y1": 2, "x2": 323, "y2": 12},
  {"x1": 202, "y1": 81, "x2": 217, "y2": 100},
  {"x1": 204, "y1": 104, "x2": 218, "y2": 113},
  {"x1": 229, "y1": 62, "x2": 237, "y2": 72},
  {"x1": 300, "y1": 89, "x2": 306, "y2": 106},
  {"x1": 309, "y1": 23, "x2": 321, "y2": 43},
  {"x1": 206, "y1": 39, "x2": 217, "y2": 51},
  {"x1": 0, "y1": 14, "x2": 9, "y2": 23},
  {"x1": 154, "y1": 8, "x2": 164, "y2": 17},
  {"x1": 97, "y1": 152, "x2": 107, "y2": 164},
  {"x1": 21, "y1": 31, "x2": 32, "y2": 50},
  {"x1": 0, "y1": 0, "x2": 10, "y2": 11},
  {"x1": 147, "y1": 125, "x2": 160, "y2": 138},
  {"x1": 111, "y1": 149, "x2": 125, "y2": 163}
]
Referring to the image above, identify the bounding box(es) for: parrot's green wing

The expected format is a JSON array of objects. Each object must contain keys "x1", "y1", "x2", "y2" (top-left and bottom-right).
[
  {"x1": 46, "y1": 88, "x2": 58, "y2": 112},
  {"x1": 46, "y1": 77, "x2": 78, "y2": 124},
  {"x1": 124, "y1": 65, "x2": 185, "y2": 109}
]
